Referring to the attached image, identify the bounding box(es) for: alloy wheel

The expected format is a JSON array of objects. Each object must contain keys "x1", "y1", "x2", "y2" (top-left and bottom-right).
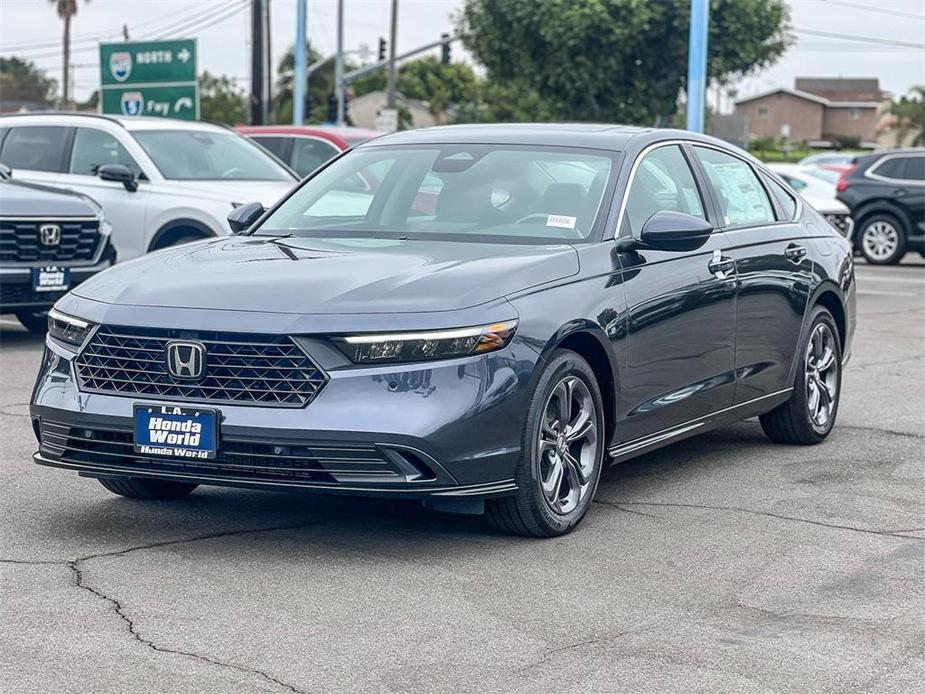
[
  {"x1": 861, "y1": 221, "x2": 899, "y2": 261},
  {"x1": 537, "y1": 375, "x2": 600, "y2": 515},
  {"x1": 805, "y1": 323, "x2": 839, "y2": 430}
]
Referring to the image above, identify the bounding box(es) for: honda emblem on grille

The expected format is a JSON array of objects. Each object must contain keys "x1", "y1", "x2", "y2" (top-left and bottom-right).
[
  {"x1": 39, "y1": 224, "x2": 62, "y2": 246},
  {"x1": 165, "y1": 341, "x2": 206, "y2": 380}
]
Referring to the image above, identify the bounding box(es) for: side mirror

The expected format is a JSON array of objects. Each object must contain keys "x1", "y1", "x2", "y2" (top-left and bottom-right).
[
  {"x1": 616, "y1": 211, "x2": 713, "y2": 252},
  {"x1": 98, "y1": 164, "x2": 138, "y2": 192},
  {"x1": 227, "y1": 202, "x2": 266, "y2": 233}
]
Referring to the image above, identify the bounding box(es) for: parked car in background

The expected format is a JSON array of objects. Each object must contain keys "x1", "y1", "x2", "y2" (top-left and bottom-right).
[
  {"x1": 32, "y1": 125, "x2": 855, "y2": 537},
  {"x1": 768, "y1": 163, "x2": 853, "y2": 238},
  {"x1": 836, "y1": 149, "x2": 925, "y2": 264},
  {"x1": 0, "y1": 163, "x2": 115, "y2": 333},
  {"x1": 799, "y1": 152, "x2": 860, "y2": 174},
  {"x1": 0, "y1": 113, "x2": 298, "y2": 263},
  {"x1": 237, "y1": 125, "x2": 381, "y2": 177}
]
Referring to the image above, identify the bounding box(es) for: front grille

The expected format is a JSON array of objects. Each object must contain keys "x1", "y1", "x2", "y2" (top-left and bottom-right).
[
  {"x1": 0, "y1": 218, "x2": 101, "y2": 263},
  {"x1": 75, "y1": 326, "x2": 327, "y2": 408},
  {"x1": 39, "y1": 421, "x2": 434, "y2": 485},
  {"x1": 824, "y1": 213, "x2": 853, "y2": 237}
]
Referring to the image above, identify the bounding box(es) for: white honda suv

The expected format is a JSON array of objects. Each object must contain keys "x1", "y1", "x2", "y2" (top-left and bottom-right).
[{"x1": 0, "y1": 114, "x2": 298, "y2": 261}]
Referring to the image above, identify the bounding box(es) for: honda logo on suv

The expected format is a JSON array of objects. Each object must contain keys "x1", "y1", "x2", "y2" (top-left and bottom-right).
[
  {"x1": 39, "y1": 224, "x2": 61, "y2": 246},
  {"x1": 165, "y1": 341, "x2": 206, "y2": 380}
]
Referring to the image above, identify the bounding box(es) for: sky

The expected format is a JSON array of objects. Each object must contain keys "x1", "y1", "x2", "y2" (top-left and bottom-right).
[{"x1": 1, "y1": 0, "x2": 922, "y2": 109}]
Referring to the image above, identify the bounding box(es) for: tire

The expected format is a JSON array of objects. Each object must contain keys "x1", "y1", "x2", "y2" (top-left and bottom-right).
[
  {"x1": 760, "y1": 306, "x2": 842, "y2": 445},
  {"x1": 856, "y1": 213, "x2": 907, "y2": 265},
  {"x1": 486, "y1": 349, "x2": 605, "y2": 537},
  {"x1": 15, "y1": 310, "x2": 48, "y2": 334},
  {"x1": 97, "y1": 476, "x2": 198, "y2": 500},
  {"x1": 161, "y1": 234, "x2": 203, "y2": 249}
]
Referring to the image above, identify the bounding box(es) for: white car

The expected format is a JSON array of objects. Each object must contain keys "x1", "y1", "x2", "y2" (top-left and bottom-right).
[
  {"x1": 0, "y1": 114, "x2": 297, "y2": 262},
  {"x1": 767, "y1": 163, "x2": 853, "y2": 238}
]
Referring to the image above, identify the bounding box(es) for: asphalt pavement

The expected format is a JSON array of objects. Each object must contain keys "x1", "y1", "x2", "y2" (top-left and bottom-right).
[{"x1": 1, "y1": 259, "x2": 923, "y2": 693}]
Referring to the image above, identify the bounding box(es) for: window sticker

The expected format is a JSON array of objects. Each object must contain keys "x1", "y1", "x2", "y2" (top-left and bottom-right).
[
  {"x1": 709, "y1": 162, "x2": 771, "y2": 225},
  {"x1": 547, "y1": 214, "x2": 577, "y2": 229}
]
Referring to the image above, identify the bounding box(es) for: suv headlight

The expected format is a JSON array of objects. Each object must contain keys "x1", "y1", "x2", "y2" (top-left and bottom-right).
[
  {"x1": 333, "y1": 320, "x2": 518, "y2": 364},
  {"x1": 48, "y1": 309, "x2": 94, "y2": 348}
]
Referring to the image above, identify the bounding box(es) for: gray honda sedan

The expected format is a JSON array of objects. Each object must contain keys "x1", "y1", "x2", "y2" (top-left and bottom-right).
[{"x1": 31, "y1": 125, "x2": 855, "y2": 537}]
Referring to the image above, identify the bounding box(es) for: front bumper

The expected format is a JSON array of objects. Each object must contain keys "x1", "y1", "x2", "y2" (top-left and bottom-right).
[
  {"x1": 0, "y1": 247, "x2": 115, "y2": 312},
  {"x1": 30, "y1": 307, "x2": 537, "y2": 500}
]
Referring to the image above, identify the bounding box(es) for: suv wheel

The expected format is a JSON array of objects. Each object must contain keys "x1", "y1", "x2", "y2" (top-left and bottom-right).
[
  {"x1": 760, "y1": 306, "x2": 842, "y2": 445},
  {"x1": 486, "y1": 349, "x2": 604, "y2": 537},
  {"x1": 15, "y1": 310, "x2": 48, "y2": 334},
  {"x1": 98, "y1": 477, "x2": 199, "y2": 500},
  {"x1": 857, "y1": 214, "x2": 906, "y2": 265}
]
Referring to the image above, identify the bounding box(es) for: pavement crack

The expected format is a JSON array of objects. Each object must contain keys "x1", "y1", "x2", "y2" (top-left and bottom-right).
[
  {"x1": 593, "y1": 498, "x2": 664, "y2": 520},
  {"x1": 838, "y1": 425, "x2": 924, "y2": 440},
  {"x1": 600, "y1": 500, "x2": 925, "y2": 541},
  {"x1": 516, "y1": 633, "x2": 631, "y2": 674}
]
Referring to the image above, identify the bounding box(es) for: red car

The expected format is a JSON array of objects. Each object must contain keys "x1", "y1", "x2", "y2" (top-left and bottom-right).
[{"x1": 236, "y1": 125, "x2": 381, "y2": 178}]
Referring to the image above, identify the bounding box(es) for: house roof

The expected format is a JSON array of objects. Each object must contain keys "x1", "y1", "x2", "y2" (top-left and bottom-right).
[
  {"x1": 735, "y1": 87, "x2": 880, "y2": 109},
  {"x1": 795, "y1": 77, "x2": 883, "y2": 101}
]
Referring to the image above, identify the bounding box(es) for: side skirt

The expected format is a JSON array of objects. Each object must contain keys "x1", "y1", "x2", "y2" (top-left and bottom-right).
[{"x1": 607, "y1": 388, "x2": 793, "y2": 463}]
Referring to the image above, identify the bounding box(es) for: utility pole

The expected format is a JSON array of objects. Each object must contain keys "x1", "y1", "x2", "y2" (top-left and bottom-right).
[
  {"x1": 293, "y1": 0, "x2": 307, "y2": 124},
  {"x1": 335, "y1": 0, "x2": 345, "y2": 125},
  {"x1": 250, "y1": 0, "x2": 271, "y2": 125},
  {"x1": 685, "y1": 0, "x2": 709, "y2": 133},
  {"x1": 385, "y1": 0, "x2": 398, "y2": 109}
]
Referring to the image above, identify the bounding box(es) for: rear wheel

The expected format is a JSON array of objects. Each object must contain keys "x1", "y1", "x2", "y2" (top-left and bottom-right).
[
  {"x1": 486, "y1": 350, "x2": 604, "y2": 537},
  {"x1": 97, "y1": 477, "x2": 198, "y2": 500},
  {"x1": 857, "y1": 214, "x2": 906, "y2": 265},
  {"x1": 760, "y1": 306, "x2": 842, "y2": 445},
  {"x1": 15, "y1": 310, "x2": 48, "y2": 334}
]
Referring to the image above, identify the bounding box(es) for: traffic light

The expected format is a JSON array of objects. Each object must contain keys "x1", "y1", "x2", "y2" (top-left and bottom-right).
[
  {"x1": 378, "y1": 37, "x2": 387, "y2": 62},
  {"x1": 440, "y1": 33, "x2": 451, "y2": 64},
  {"x1": 326, "y1": 94, "x2": 337, "y2": 123}
]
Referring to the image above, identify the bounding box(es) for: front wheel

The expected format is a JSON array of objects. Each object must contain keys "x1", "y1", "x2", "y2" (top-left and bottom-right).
[
  {"x1": 760, "y1": 306, "x2": 842, "y2": 445},
  {"x1": 857, "y1": 214, "x2": 906, "y2": 265},
  {"x1": 98, "y1": 477, "x2": 198, "y2": 500},
  {"x1": 15, "y1": 310, "x2": 48, "y2": 334},
  {"x1": 486, "y1": 349, "x2": 605, "y2": 537}
]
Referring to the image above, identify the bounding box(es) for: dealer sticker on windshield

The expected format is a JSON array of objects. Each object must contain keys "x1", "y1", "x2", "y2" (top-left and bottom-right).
[
  {"x1": 546, "y1": 214, "x2": 577, "y2": 229},
  {"x1": 133, "y1": 405, "x2": 217, "y2": 459}
]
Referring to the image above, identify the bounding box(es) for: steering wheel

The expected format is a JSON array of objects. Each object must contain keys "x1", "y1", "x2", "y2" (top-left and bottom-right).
[
  {"x1": 514, "y1": 213, "x2": 584, "y2": 238},
  {"x1": 221, "y1": 167, "x2": 244, "y2": 179}
]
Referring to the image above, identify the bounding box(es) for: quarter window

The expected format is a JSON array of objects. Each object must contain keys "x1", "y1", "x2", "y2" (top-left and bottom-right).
[
  {"x1": 903, "y1": 156, "x2": 924, "y2": 182},
  {"x1": 764, "y1": 175, "x2": 797, "y2": 220},
  {"x1": 623, "y1": 145, "x2": 705, "y2": 235},
  {"x1": 0, "y1": 126, "x2": 69, "y2": 173},
  {"x1": 693, "y1": 147, "x2": 775, "y2": 227},
  {"x1": 69, "y1": 127, "x2": 141, "y2": 177},
  {"x1": 872, "y1": 157, "x2": 906, "y2": 179}
]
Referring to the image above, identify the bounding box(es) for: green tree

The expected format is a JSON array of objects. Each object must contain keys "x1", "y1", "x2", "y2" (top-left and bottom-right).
[
  {"x1": 199, "y1": 72, "x2": 248, "y2": 125},
  {"x1": 458, "y1": 0, "x2": 791, "y2": 125},
  {"x1": 0, "y1": 57, "x2": 58, "y2": 107},
  {"x1": 274, "y1": 45, "x2": 354, "y2": 124},
  {"x1": 890, "y1": 86, "x2": 925, "y2": 147}
]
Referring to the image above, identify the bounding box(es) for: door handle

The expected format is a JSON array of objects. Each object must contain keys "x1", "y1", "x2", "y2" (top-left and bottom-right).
[
  {"x1": 784, "y1": 244, "x2": 807, "y2": 263},
  {"x1": 708, "y1": 249, "x2": 735, "y2": 278},
  {"x1": 893, "y1": 189, "x2": 907, "y2": 197}
]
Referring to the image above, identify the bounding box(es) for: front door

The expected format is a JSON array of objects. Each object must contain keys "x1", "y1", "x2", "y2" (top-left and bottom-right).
[{"x1": 616, "y1": 144, "x2": 737, "y2": 443}]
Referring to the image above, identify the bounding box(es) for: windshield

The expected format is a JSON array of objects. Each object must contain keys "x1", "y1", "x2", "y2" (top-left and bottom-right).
[
  {"x1": 132, "y1": 130, "x2": 294, "y2": 181},
  {"x1": 258, "y1": 145, "x2": 615, "y2": 243}
]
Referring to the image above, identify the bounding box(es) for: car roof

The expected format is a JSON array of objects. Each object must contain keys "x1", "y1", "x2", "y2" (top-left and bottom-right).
[{"x1": 0, "y1": 111, "x2": 233, "y2": 133}]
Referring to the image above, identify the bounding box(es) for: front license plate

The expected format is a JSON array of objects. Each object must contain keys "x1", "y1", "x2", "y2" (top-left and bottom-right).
[
  {"x1": 133, "y1": 405, "x2": 218, "y2": 460},
  {"x1": 32, "y1": 266, "x2": 70, "y2": 292}
]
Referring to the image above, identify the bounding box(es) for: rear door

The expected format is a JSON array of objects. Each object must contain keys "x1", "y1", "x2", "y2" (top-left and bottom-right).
[
  {"x1": 0, "y1": 125, "x2": 71, "y2": 187},
  {"x1": 894, "y1": 155, "x2": 925, "y2": 239},
  {"x1": 691, "y1": 145, "x2": 812, "y2": 405},
  {"x1": 616, "y1": 144, "x2": 737, "y2": 442}
]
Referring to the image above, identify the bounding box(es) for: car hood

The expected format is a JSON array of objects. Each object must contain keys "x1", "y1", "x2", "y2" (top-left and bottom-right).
[
  {"x1": 150, "y1": 180, "x2": 296, "y2": 208},
  {"x1": 0, "y1": 179, "x2": 99, "y2": 217},
  {"x1": 71, "y1": 235, "x2": 579, "y2": 314}
]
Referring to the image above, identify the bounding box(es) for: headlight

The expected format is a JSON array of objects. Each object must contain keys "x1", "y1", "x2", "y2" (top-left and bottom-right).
[
  {"x1": 333, "y1": 320, "x2": 518, "y2": 364},
  {"x1": 48, "y1": 309, "x2": 94, "y2": 347}
]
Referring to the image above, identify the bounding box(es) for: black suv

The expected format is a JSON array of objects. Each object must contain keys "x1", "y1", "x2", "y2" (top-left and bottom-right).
[
  {"x1": 0, "y1": 163, "x2": 115, "y2": 332},
  {"x1": 836, "y1": 149, "x2": 925, "y2": 264}
]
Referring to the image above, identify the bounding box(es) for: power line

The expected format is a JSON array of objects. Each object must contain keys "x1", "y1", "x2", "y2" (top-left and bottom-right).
[
  {"x1": 793, "y1": 28, "x2": 925, "y2": 50},
  {"x1": 814, "y1": 0, "x2": 925, "y2": 21}
]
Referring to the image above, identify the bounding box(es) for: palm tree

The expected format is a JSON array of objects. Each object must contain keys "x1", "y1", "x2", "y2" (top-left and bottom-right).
[
  {"x1": 890, "y1": 86, "x2": 925, "y2": 147},
  {"x1": 50, "y1": 0, "x2": 86, "y2": 108}
]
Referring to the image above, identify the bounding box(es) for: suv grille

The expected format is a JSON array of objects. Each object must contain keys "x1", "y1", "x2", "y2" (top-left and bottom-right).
[
  {"x1": 75, "y1": 326, "x2": 327, "y2": 408},
  {"x1": 0, "y1": 218, "x2": 101, "y2": 263}
]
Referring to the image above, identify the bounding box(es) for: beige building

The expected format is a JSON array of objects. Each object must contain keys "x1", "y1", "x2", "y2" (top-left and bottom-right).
[{"x1": 735, "y1": 78, "x2": 884, "y2": 147}]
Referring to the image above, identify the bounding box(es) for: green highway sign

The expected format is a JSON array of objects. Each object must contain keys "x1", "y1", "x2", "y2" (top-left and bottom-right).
[
  {"x1": 99, "y1": 39, "x2": 198, "y2": 120},
  {"x1": 101, "y1": 85, "x2": 198, "y2": 120}
]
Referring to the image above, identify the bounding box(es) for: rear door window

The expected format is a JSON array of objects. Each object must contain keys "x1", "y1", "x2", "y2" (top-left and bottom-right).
[
  {"x1": 251, "y1": 136, "x2": 289, "y2": 161},
  {"x1": 0, "y1": 126, "x2": 70, "y2": 173},
  {"x1": 693, "y1": 147, "x2": 775, "y2": 227},
  {"x1": 901, "y1": 156, "x2": 924, "y2": 182},
  {"x1": 290, "y1": 138, "x2": 340, "y2": 177}
]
